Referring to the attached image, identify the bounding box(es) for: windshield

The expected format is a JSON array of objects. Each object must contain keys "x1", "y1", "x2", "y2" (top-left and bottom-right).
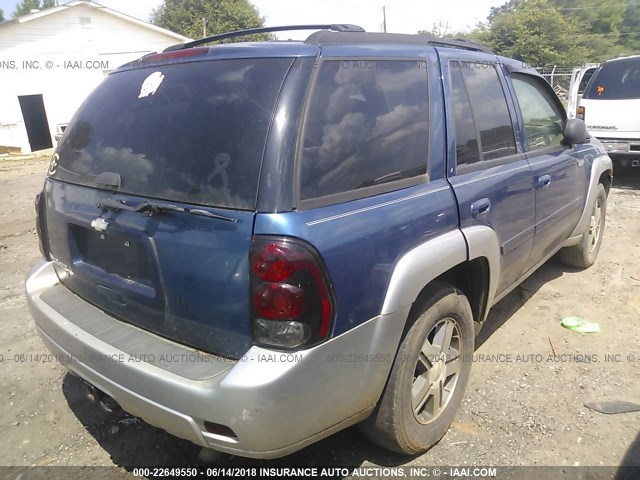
[
  {"x1": 53, "y1": 58, "x2": 293, "y2": 209},
  {"x1": 583, "y1": 58, "x2": 640, "y2": 100}
]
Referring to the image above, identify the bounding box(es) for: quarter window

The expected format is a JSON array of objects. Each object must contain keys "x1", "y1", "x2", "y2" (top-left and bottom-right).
[
  {"x1": 512, "y1": 75, "x2": 564, "y2": 151},
  {"x1": 299, "y1": 60, "x2": 429, "y2": 201}
]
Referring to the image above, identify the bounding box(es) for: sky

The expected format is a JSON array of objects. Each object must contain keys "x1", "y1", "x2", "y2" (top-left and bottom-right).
[{"x1": 0, "y1": 0, "x2": 505, "y2": 36}]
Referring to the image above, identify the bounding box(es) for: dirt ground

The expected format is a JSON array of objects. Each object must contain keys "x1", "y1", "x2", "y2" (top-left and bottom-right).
[{"x1": 1, "y1": 155, "x2": 639, "y2": 475}]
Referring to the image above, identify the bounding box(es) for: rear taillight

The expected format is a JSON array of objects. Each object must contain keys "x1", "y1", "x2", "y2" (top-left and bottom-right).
[
  {"x1": 250, "y1": 236, "x2": 334, "y2": 350},
  {"x1": 577, "y1": 106, "x2": 585, "y2": 121},
  {"x1": 141, "y1": 47, "x2": 209, "y2": 63},
  {"x1": 34, "y1": 191, "x2": 48, "y2": 259}
]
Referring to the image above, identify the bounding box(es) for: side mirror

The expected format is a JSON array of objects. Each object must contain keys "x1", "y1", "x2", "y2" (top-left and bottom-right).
[{"x1": 563, "y1": 118, "x2": 590, "y2": 146}]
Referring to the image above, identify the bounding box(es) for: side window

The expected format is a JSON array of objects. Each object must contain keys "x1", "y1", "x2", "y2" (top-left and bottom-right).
[
  {"x1": 578, "y1": 69, "x2": 595, "y2": 94},
  {"x1": 511, "y1": 74, "x2": 564, "y2": 151},
  {"x1": 454, "y1": 62, "x2": 517, "y2": 164},
  {"x1": 299, "y1": 60, "x2": 429, "y2": 201},
  {"x1": 450, "y1": 67, "x2": 481, "y2": 166}
]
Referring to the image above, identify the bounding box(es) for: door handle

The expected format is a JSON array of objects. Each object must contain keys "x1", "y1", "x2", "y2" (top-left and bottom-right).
[
  {"x1": 471, "y1": 198, "x2": 491, "y2": 218},
  {"x1": 536, "y1": 175, "x2": 552, "y2": 189}
]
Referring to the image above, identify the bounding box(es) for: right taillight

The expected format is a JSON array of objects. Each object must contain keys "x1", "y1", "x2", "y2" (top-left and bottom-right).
[
  {"x1": 34, "y1": 191, "x2": 48, "y2": 259},
  {"x1": 577, "y1": 106, "x2": 585, "y2": 121},
  {"x1": 250, "y1": 236, "x2": 334, "y2": 350}
]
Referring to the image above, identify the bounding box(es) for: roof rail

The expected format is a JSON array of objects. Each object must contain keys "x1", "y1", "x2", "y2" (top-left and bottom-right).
[
  {"x1": 425, "y1": 37, "x2": 494, "y2": 54},
  {"x1": 164, "y1": 24, "x2": 365, "y2": 52},
  {"x1": 304, "y1": 31, "x2": 494, "y2": 54}
]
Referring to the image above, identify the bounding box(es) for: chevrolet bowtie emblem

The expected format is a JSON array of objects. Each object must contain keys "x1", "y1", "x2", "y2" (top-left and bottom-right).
[{"x1": 90, "y1": 217, "x2": 109, "y2": 232}]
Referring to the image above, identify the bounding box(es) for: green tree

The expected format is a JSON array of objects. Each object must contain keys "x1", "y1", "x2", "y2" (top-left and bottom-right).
[
  {"x1": 152, "y1": 0, "x2": 270, "y2": 41},
  {"x1": 0, "y1": 9, "x2": 4, "y2": 22},
  {"x1": 488, "y1": 0, "x2": 522, "y2": 22},
  {"x1": 418, "y1": 21, "x2": 488, "y2": 43},
  {"x1": 620, "y1": 0, "x2": 640, "y2": 52},
  {"x1": 552, "y1": 0, "x2": 625, "y2": 35},
  {"x1": 13, "y1": 0, "x2": 57, "y2": 18},
  {"x1": 551, "y1": 0, "x2": 626, "y2": 59},
  {"x1": 484, "y1": 0, "x2": 593, "y2": 65}
]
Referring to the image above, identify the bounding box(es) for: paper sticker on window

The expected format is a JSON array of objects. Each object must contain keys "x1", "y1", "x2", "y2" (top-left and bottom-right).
[
  {"x1": 139, "y1": 71, "x2": 165, "y2": 98},
  {"x1": 596, "y1": 85, "x2": 605, "y2": 96}
]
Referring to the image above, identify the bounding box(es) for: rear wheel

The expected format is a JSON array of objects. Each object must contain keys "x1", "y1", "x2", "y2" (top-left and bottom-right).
[
  {"x1": 559, "y1": 183, "x2": 607, "y2": 269},
  {"x1": 360, "y1": 282, "x2": 474, "y2": 454}
]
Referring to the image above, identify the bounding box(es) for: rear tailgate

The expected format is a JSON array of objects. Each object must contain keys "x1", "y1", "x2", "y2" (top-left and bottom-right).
[
  {"x1": 581, "y1": 56, "x2": 640, "y2": 140},
  {"x1": 42, "y1": 57, "x2": 294, "y2": 358},
  {"x1": 581, "y1": 98, "x2": 640, "y2": 139},
  {"x1": 43, "y1": 180, "x2": 255, "y2": 358}
]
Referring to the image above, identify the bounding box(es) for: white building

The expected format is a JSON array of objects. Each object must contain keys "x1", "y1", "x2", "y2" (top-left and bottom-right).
[{"x1": 0, "y1": 0, "x2": 190, "y2": 153}]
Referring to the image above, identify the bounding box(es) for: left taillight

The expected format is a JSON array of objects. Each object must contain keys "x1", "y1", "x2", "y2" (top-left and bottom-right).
[
  {"x1": 250, "y1": 236, "x2": 334, "y2": 350},
  {"x1": 34, "y1": 191, "x2": 48, "y2": 259}
]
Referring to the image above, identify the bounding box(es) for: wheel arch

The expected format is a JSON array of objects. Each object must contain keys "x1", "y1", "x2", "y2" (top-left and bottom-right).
[
  {"x1": 381, "y1": 226, "x2": 500, "y2": 334},
  {"x1": 568, "y1": 152, "x2": 613, "y2": 240}
]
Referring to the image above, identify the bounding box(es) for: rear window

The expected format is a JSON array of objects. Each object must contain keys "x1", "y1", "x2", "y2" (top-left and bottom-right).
[
  {"x1": 584, "y1": 58, "x2": 640, "y2": 100},
  {"x1": 53, "y1": 58, "x2": 293, "y2": 209}
]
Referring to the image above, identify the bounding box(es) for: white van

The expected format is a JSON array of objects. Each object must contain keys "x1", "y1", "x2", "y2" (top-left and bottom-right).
[
  {"x1": 567, "y1": 64, "x2": 598, "y2": 119},
  {"x1": 578, "y1": 55, "x2": 640, "y2": 167}
]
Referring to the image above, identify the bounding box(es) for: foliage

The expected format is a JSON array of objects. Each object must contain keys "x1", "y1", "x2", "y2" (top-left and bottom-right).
[
  {"x1": 485, "y1": 0, "x2": 591, "y2": 65},
  {"x1": 619, "y1": 0, "x2": 640, "y2": 52},
  {"x1": 13, "y1": 0, "x2": 57, "y2": 18},
  {"x1": 418, "y1": 21, "x2": 488, "y2": 43},
  {"x1": 0, "y1": 8, "x2": 4, "y2": 22},
  {"x1": 151, "y1": 0, "x2": 271, "y2": 41},
  {"x1": 425, "y1": 0, "x2": 640, "y2": 66}
]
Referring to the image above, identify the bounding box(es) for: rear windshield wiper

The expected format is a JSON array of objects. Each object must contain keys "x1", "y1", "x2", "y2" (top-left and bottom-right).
[{"x1": 97, "y1": 198, "x2": 238, "y2": 223}]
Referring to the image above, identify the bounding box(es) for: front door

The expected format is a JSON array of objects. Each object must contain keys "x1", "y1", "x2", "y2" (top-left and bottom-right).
[{"x1": 509, "y1": 73, "x2": 588, "y2": 265}]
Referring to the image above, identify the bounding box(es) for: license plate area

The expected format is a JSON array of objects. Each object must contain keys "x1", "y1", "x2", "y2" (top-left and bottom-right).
[{"x1": 70, "y1": 224, "x2": 153, "y2": 285}]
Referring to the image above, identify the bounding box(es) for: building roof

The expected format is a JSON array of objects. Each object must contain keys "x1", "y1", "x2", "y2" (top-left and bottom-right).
[{"x1": 0, "y1": 0, "x2": 191, "y2": 42}]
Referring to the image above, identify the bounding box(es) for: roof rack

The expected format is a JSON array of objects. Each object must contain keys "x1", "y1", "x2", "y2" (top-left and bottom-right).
[
  {"x1": 164, "y1": 24, "x2": 366, "y2": 52},
  {"x1": 428, "y1": 37, "x2": 494, "y2": 54},
  {"x1": 304, "y1": 31, "x2": 494, "y2": 54}
]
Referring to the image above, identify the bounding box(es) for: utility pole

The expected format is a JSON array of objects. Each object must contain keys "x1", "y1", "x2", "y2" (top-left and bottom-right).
[
  {"x1": 202, "y1": 17, "x2": 207, "y2": 37},
  {"x1": 382, "y1": 6, "x2": 387, "y2": 33},
  {"x1": 382, "y1": 5, "x2": 387, "y2": 33}
]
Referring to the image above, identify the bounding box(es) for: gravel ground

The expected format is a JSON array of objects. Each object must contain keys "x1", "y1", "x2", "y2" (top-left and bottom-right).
[{"x1": 0, "y1": 156, "x2": 639, "y2": 477}]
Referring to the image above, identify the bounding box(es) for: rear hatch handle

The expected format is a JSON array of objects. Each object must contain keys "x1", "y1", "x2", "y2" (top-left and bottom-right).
[{"x1": 97, "y1": 198, "x2": 238, "y2": 223}]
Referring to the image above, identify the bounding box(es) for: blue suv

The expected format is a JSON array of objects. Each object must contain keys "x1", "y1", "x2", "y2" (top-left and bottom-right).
[{"x1": 26, "y1": 25, "x2": 612, "y2": 458}]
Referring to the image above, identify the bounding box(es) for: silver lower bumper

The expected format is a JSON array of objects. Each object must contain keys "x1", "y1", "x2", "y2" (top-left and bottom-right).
[
  {"x1": 598, "y1": 140, "x2": 640, "y2": 165},
  {"x1": 26, "y1": 260, "x2": 408, "y2": 458}
]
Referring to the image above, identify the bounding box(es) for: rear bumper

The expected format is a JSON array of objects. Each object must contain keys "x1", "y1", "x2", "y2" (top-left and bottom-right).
[
  {"x1": 26, "y1": 260, "x2": 407, "y2": 459},
  {"x1": 597, "y1": 139, "x2": 640, "y2": 166}
]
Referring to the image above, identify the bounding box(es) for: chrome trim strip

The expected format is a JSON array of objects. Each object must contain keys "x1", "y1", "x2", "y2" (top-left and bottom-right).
[
  {"x1": 452, "y1": 163, "x2": 530, "y2": 187},
  {"x1": 306, "y1": 186, "x2": 449, "y2": 226}
]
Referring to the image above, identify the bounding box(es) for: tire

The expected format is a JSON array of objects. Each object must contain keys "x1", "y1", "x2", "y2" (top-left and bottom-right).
[
  {"x1": 559, "y1": 183, "x2": 607, "y2": 269},
  {"x1": 360, "y1": 282, "x2": 475, "y2": 455}
]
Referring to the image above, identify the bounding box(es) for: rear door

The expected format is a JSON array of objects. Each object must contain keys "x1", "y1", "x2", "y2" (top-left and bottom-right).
[
  {"x1": 567, "y1": 66, "x2": 597, "y2": 119},
  {"x1": 509, "y1": 73, "x2": 587, "y2": 264},
  {"x1": 441, "y1": 51, "x2": 535, "y2": 295},
  {"x1": 42, "y1": 58, "x2": 294, "y2": 358}
]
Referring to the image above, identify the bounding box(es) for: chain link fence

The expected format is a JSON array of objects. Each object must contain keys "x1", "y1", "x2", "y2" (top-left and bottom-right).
[{"x1": 535, "y1": 66, "x2": 575, "y2": 102}]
